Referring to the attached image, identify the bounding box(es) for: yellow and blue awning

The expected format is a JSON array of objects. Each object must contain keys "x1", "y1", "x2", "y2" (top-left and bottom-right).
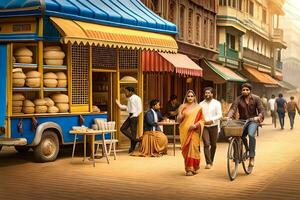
[{"x1": 50, "y1": 17, "x2": 178, "y2": 53}]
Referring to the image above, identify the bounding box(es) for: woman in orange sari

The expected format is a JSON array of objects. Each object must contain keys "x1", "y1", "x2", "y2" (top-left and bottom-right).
[{"x1": 177, "y1": 90, "x2": 204, "y2": 176}]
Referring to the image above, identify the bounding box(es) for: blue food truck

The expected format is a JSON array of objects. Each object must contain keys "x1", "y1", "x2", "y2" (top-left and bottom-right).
[{"x1": 0, "y1": 0, "x2": 177, "y2": 162}]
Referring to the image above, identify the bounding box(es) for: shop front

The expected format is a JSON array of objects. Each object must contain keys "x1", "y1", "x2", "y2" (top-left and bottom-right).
[
  {"x1": 142, "y1": 50, "x2": 203, "y2": 116},
  {"x1": 200, "y1": 59, "x2": 246, "y2": 114},
  {"x1": 242, "y1": 65, "x2": 279, "y2": 98},
  {"x1": 0, "y1": 0, "x2": 178, "y2": 161}
]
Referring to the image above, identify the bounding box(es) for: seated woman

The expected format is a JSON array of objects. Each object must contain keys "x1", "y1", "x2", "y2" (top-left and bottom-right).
[{"x1": 131, "y1": 99, "x2": 168, "y2": 157}]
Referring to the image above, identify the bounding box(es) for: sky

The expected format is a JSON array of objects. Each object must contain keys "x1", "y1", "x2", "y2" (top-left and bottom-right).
[{"x1": 283, "y1": 0, "x2": 300, "y2": 30}]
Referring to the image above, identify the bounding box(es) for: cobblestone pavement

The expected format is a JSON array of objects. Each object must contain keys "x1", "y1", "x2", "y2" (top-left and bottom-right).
[{"x1": 1, "y1": 116, "x2": 300, "y2": 200}]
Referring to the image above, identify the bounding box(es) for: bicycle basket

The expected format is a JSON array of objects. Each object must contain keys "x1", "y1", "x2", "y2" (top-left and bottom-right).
[{"x1": 223, "y1": 120, "x2": 245, "y2": 137}]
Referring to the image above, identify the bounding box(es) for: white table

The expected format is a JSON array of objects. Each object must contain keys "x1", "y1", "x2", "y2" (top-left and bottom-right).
[{"x1": 70, "y1": 129, "x2": 116, "y2": 167}]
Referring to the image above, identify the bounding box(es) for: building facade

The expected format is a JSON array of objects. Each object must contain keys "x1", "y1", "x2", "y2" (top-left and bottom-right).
[
  {"x1": 216, "y1": 0, "x2": 286, "y2": 101},
  {"x1": 141, "y1": 0, "x2": 218, "y2": 110}
]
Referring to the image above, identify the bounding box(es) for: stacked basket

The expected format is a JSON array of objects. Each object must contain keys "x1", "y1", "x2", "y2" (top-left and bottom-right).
[
  {"x1": 12, "y1": 93, "x2": 25, "y2": 114},
  {"x1": 25, "y1": 71, "x2": 41, "y2": 88},
  {"x1": 56, "y1": 72, "x2": 67, "y2": 88},
  {"x1": 34, "y1": 99, "x2": 47, "y2": 114},
  {"x1": 12, "y1": 68, "x2": 26, "y2": 87},
  {"x1": 14, "y1": 47, "x2": 33, "y2": 64},
  {"x1": 22, "y1": 100, "x2": 35, "y2": 114},
  {"x1": 44, "y1": 46, "x2": 65, "y2": 66},
  {"x1": 51, "y1": 94, "x2": 69, "y2": 113},
  {"x1": 44, "y1": 72, "x2": 58, "y2": 88},
  {"x1": 45, "y1": 97, "x2": 59, "y2": 113}
]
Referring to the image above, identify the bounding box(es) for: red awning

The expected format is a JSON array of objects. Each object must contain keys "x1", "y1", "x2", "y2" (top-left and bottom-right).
[{"x1": 142, "y1": 51, "x2": 203, "y2": 77}]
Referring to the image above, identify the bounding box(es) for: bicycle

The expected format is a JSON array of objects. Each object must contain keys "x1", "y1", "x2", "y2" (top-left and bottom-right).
[{"x1": 223, "y1": 119, "x2": 255, "y2": 181}]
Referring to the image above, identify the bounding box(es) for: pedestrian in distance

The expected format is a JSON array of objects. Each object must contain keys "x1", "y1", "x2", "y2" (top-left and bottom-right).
[
  {"x1": 287, "y1": 96, "x2": 300, "y2": 130},
  {"x1": 199, "y1": 87, "x2": 222, "y2": 170},
  {"x1": 268, "y1": 94, "x2": 277, "y2": 128},
  {"x1": 177, "y1": 90, "x2": 205, "y2": 176},
  {"x1": 227, "y1": 83, "x2": 264, "y2": 167},
  {"x1": 275, "y1": 93, "x2": 287, "y2": 130},
  {"x1": 116, "y1": 87, "x2": 142, "y2": 153}
]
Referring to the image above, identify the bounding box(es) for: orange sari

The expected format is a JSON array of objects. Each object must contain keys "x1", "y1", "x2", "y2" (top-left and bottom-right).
[{"x1": 179, "y1": 104, "x2": 204, "y2": 173}]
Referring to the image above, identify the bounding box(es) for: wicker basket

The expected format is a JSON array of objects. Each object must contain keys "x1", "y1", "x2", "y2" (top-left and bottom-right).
[
  {"x1": 223, "y1": 126, "x2": 244, "y2": 137},
  {"x1": 13, "y1": 93, "x2": 25, "y2": 101},
  {"x1": 12, "y1": 106, "x2": 22, "y2": 113},
  {"x1": 13, "y1": 78, "x2": 26, "y2": 87},
  {"x1": 12, "y1": 100, "x2": 23, "y2": 107},
  {"x1": 44, "y1": 79, "x2": 58, "y2": 88},
  {"x1": 14, "y1": 47, "x2": 33, "y2": 57},
  {"x1": 35, "y1": 105, "x2": 47, "y2": 113},
  {"x1": 15, "y1": 56, "x2": 33, "y2": 64},
  {"x1": 22, "y1": 106, "x2": 35, "y2": 114},
  {"x1": 44, "y1": 97, "x2": 55, "y2": 107},
  {"x1": 44, "y1": 59, "x2": 64, "y2": 65},
  {"x1": 47, "y1": 106, "x2": 59, "y2": 113},
  {"x1": 34, "y1": 99, "x2": 46, "y2": 106},
  {"x1": 51, "y1": 94, "x2": 69, "y2": 103},
  {"x1": 44, "y1": 46, "x2": 62, "y2": 52},
  {"x1": 56, "y1": 103, "x2": 69, "y2": 113}
]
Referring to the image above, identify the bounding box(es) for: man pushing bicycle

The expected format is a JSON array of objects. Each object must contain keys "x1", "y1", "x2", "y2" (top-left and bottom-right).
[{"x1": 226, "y1": 83, "x2": 265, "y2": 168}]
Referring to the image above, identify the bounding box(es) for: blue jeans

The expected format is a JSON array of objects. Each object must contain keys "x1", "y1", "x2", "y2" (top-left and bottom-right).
[
  {"x1": 288, "y1": 111, "x2": 296, "y2": 129},
  {"x1": 242, "y1": 121, "x2": 258, "y2": 158},
  {"x1": 277, "y1": 112, "x2": 285, "y2": 129}
]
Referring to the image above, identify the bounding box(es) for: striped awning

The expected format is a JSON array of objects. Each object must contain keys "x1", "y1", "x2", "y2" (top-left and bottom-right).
[
  {"x1": 201, "y1": 59, "x2": 246, "y2": 84},
  {"x1": 142, "y1": 51, "x2": 203, "y2": 77},
  {"x1": 244, "y1": 66, "x2": 279, "y2": 85},
  {"x1": 50, "y1": 17, "x2": 178, "y2": 53}
]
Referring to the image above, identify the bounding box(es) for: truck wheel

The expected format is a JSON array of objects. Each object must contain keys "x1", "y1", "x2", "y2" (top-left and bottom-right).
[
  {"x1": 15, "y1": 146, "x2": 30, "y2": 153},
  {"x1": 34, "y1": 130, "x2": 59, "y2": 162}
]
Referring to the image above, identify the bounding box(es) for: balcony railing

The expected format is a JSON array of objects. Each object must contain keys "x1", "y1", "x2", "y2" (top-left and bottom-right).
[
  {"x1": 218, "y1": 44, "x2": 239, "y2": 60},
  {"x1": 272, "y1": 28, "x2": 284, "y2": 41},
  {"x1": 243, "y1": 47, "x2": 274, "y2": 67}
]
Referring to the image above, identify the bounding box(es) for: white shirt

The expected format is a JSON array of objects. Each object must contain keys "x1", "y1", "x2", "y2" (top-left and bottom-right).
[
  {"x1": 120, "y1": 94, "x2": 142, "y2": 117},
  {"x1": 200, "y1": 99, "x2": 222, "y2": 128},
  {"x1": 268, "y1": 98, "x2": 275, "y2": 111},
  {"x1": 151, "y1": 108, "x2": 158, "y2": 131}
]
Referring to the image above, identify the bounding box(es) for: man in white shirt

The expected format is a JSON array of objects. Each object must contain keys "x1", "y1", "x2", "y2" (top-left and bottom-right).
[
  {"x1": 116, "y1": 87, "x2": 142, "y2": 153},
  {"x1": 268, "y1": 94, "x2": 276, "y2": 128},
  {"x1": 200, "y1": 87, "x2": 222, "y2": 169}
]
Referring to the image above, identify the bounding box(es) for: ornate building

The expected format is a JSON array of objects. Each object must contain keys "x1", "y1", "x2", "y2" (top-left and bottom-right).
[
  {"x1": 141, "y1": 0, "x2": 218, "y2": 103},
  {"x1": 207, "y1": 0, "x2": 287, "y2": 101}
]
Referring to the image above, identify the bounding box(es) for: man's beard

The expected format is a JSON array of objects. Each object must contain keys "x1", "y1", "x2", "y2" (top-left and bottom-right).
[{"x1": 205, "y1": 96, "x2": 212, "y2": 100}]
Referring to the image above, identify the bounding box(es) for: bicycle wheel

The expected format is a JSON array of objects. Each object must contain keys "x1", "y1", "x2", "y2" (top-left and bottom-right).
[
  {"x1": 227, "y1": 137, "x2": 239, "y2": 181},
  {"x1": 242, "y1": 141, "x2": 253, "y2": 175}
]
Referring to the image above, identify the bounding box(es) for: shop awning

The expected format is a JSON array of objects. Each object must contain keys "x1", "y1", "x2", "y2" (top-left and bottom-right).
[
  {"x1": 142, "y1": 51, "x2": 203, "y2": 77},
  {"x1": 201, "y1": 59, "x2": 246, "y2": 84},
  {"x1": 243, "y1": 66, "x2": 279, "y2": 85},
  {"x1": 50, "y1": 17, "x2": 178, "y2": 53},
  {"x1": 0, "y1": 0, "x2": 177, "y2": 35}
]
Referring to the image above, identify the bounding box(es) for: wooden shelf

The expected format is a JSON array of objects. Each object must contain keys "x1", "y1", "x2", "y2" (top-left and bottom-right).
[
  {"x1": 13, "y1": 63, "x2": 38, "y2": 69},
  {"x1": 44, "y1": 88, "x2": 68, "y2": 92},
  {"x1": 13, "y1": 87, "x2": 41, "y2": 91},
  {"x1": 43, "y1": 65, "x2": 67, "y2": 70}
]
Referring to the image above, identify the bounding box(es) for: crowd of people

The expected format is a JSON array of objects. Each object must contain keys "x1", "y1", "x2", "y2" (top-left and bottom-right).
[{"x1": 116, "y1": 83, "x2": 298, "y2": 176}]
